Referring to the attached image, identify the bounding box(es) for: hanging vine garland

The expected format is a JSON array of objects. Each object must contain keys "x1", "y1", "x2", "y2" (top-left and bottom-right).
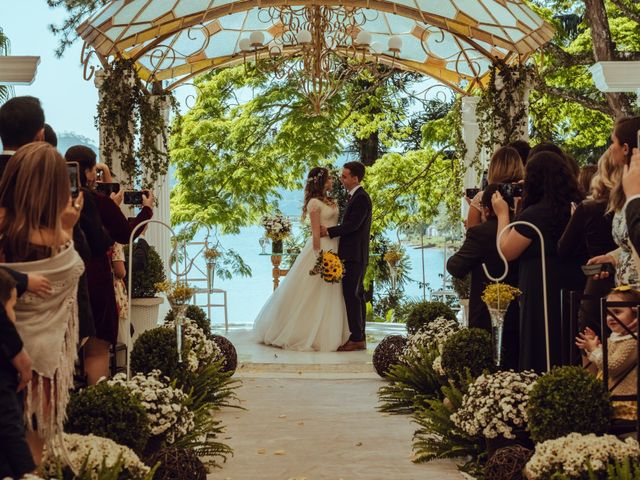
[
  {"x1": 95, "y1": 59, "x2": 176, "y2": 188},
  {"x1": 474, "y1": 59, "x2": 533, "y2": 164}
]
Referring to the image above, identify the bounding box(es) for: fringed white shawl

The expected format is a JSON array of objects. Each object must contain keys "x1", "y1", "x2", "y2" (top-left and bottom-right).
[{"x1": 1, "y1": 243, "x2": 84, "y2": 445}]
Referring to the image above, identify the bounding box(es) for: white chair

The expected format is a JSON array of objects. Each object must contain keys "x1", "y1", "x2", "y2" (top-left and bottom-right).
[{"x1": 194, "y1": 287, "x2": 229, "y2": 331}]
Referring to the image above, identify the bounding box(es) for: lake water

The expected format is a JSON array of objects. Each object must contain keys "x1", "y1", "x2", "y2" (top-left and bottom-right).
[{"x1": 183, "y1": 225, "x2": 449, "y2": 327}]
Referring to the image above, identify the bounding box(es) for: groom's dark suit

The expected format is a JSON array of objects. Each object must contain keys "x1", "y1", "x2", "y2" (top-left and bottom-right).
[
  {"x1": 328, "y1": 186, "x2": 372, "y2": 343},
  {"x1": 625, "y1": 197, "x2": 640, "y2": 255}
]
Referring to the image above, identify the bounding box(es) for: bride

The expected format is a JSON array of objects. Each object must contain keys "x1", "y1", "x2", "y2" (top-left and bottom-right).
[{"x1": 253, "y1": 167, "x2": 350, "y2": 351}]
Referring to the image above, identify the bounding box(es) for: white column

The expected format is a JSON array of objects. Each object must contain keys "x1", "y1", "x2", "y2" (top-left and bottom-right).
[
  {"x1": 144, "y1": 95, "x2": 172, "y2": 281},
  {"x1": 461, "y1": 95, "x2": 482, "y2": 219}
]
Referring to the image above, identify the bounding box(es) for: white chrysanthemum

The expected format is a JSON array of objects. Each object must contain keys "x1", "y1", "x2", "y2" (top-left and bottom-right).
[
  {"x1": 402, "y1": 316, "x2": 461, "y2": 361},
  {"x1": 43, "y1": 433, "x2": 149, "y2": 479},
  {"x1": 451, "y1": 370, "x2": 538, "y2": 439},
  {"x1": 525, "y1": 433, "x2": 640, "y2": 479},
  {"x1": 107, "y1": 370, "x2": 195, "y2": 444},
  {"x1": 183, "y1": 318, "x2": 223, "y2": 372}
]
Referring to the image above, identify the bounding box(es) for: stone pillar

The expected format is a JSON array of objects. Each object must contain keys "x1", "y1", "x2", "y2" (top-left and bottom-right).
[
  {"x1": 144, "y1": 94, "x2": 172, "y2": 281},
  {"x1": 461, "y1": 95, "x2": 482, "y2": 218}
]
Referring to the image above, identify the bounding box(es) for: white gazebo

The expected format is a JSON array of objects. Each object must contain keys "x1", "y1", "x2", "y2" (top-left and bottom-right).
[{"x1": 76, "y1": 0, "x2": 554, "y2": 266}]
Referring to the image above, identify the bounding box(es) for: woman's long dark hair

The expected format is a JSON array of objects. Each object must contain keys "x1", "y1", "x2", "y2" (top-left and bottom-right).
[
  {"x1": 65, "y1": 145, "x2": 96, "y2": 188},
  {"x1": 522, "y1": 151, "x2": 583, "y2": 218},
  {"x1": 302, "y1": 167, "x2": 329, "y2": 219}
]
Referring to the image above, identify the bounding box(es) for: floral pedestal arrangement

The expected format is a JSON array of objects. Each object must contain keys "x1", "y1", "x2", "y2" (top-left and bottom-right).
[
  {"x1": 272, "y1": 239, "x2": 283, "y2": 254},
  {"x1": 481, "y1": 283, "x2": 521, "y2": 366},
  {"x1": 261, "y1": 212, "x2": 291, "y2": 255}
]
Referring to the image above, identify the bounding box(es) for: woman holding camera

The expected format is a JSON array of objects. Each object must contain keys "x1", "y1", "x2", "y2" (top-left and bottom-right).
[
  {"x1": 467, "y1": 146, "x2": 523, "y2": 229},
  {"x1": 493, "y1": 150, "x2": 583, "y2": 372},
  {"x1": 65, "y1": 145, "x2": 153, "y2": 385},
  {"x1": 0, "y1": 142, "x2": 84, "y2": 465}
]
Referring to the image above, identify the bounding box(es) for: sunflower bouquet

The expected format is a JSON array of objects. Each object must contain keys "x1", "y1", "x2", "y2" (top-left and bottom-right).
[{"x1": 310, "y1": 250, "x2": 345, "y2": 284}]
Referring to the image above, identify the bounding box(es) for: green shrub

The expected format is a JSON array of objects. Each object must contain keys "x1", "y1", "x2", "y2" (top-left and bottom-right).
[
  {"x1": 165, "y1": 305, "x2": 212, "y2": 338},
  {"x1": 131, "y1": 325, "x2": 240, "y2": 410},
  {"x1": 131, "y1": 327, "x2": 184, "y2": 380},
  {"x1": 440, "y1": 328, "x2": 495, "y2": 382},
  {"x1": 527, "y1": 366, "x2": 611, "y2": 443},
  {"x1": 65, "y1": 383, "x2": 151, "y2": 455},
  {"x1": 128, "y1": 244, "x2": 166, "y2": 298},
  {"x1": 405, "y1": 301, "x2": 456, "y2": 335}
]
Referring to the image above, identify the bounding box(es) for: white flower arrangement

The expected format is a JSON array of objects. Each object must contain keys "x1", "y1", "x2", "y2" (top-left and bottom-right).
[
  {"x1": 525, "y1": 432, "x2": 640, "y2": 480},
  {"x1": 183, "y1": 318, "x2": 223, "y2": 372},
  {"x1": 43, "y1": 433, "x2": 149, "y2": 479},
  {"x1": 107, "y1": 370, "x2": 195, "y2": 444},
  {"x1": 260, "y1": 212, "x2": 292, "y2": 241},
  {"x1": 451, "y1": 370, "x2": 539, "y2": 439},
  {"x1": 402, "y1": 316, "x2": 461, "y2": 361}
]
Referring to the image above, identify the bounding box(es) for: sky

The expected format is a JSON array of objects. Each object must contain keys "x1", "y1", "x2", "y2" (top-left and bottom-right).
[{"x1": 1, "y1": 1, "x2": 101, "y2": 143}]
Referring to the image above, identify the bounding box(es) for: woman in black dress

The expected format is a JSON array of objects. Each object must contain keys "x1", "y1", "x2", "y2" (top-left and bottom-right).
[{"x1": 492, "y1": 151, "x2": 583, "y2": 372}]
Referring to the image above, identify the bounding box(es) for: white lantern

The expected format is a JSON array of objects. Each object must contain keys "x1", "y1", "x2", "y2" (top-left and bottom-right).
[
  {"x1": 239, "y1": 38, "x2": 252, "y2": 52},
  {"x1": 249, "y1": 31, "x2": 265, "y2": 47},
  {"x1": 370, "y1": 41, "x2": 383, "y2": 55},
  {"x1": 388, "y1": 36, "x2": 402, "y2": 53},
  {"x1": 355, "y1": 30, "x2": 372, "y2": 46},
  {"x1": 296, "y1": 29, "x2": 312, "y2": 44}
]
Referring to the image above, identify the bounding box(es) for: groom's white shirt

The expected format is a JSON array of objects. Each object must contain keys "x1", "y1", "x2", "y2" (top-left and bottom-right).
[{"x1": 348, "y1": 185, "x2": 361, "y2": 197}]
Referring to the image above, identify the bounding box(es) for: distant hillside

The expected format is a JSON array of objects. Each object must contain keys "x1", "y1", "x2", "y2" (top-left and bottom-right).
[{"x1": 56, "y1": 132, "x2": 99, "y2": 159}]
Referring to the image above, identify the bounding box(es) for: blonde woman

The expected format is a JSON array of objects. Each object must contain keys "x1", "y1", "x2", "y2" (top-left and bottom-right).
[
  {"x1": 467, "y1": 146, "x2": 524, "y2": 229},
  {"x1": 0, "y1": 142, "x2": 84, "y2": 466},
  {"x1": 588, "y1": 117, "x2": 640, "y2": 287}
]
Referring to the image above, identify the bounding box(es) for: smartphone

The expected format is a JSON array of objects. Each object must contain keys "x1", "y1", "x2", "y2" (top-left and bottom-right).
[
  {"x1": 580, "y1": 263, "x2": 614, "y2": 276},
  {"x1": 124, "y1": 191, "x2": 145, "y2": 205},
  {"x1": 465, "y1": 188, "x2": 480, "y2": 198},
  {"x1": 95, "y1": 182, "x2": 120, "y2": 195},
  {"x1": 66, "y1": 161, "x2": 80, "y2": 198}
]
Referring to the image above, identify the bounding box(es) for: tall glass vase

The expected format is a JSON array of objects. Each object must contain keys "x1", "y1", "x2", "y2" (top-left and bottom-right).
[
  {"x1": 488, "y1": 308, "x2": 506, "y2": 367},
  {"x1": 206, "y1": 260, "x2": 215, "y2": 291},
  {"x1": 387, "y1": 261, "x2": 398, "y2": 292},
  {"x1": 169, "y1": 302, "x2": 189, "y2": 363}
]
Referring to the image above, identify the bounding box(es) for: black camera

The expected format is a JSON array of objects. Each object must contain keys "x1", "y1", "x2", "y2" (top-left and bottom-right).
[
  {"x1": 124, "y1": 191, "x2": 146, "y2": 205},
  {"x1": 95, "y1": 182, "x2": 120, "y2": 195},
  {"x1": 465, "y1": 187, "x2": 480, "y2": 198},
  {"x1": 497, "y1": 183, "x2": 523, "y2": 201},
  {"x1": 66, "y1": 162, "x2": 80, "y2": 198}
]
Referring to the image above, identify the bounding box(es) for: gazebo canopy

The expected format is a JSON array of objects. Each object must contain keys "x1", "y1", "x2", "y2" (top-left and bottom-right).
[{"x1": 78, "y1": 0, "x2": 554, "y2": 93}]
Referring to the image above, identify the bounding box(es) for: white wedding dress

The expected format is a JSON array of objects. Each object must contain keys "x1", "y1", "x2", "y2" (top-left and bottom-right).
[{"x1": 253, "y1": 199, "x2": 350, "y2": 351}]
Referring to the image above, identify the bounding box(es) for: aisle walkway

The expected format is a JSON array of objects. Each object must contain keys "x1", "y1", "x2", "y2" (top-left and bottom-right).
[{"x1": 212, "y1": 328, "x2": 462, "y2": 480}]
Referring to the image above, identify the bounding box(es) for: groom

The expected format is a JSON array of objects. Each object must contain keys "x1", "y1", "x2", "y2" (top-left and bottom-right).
[{"x1": 321, "y1": 161, "x2": 372, "y2": 352}]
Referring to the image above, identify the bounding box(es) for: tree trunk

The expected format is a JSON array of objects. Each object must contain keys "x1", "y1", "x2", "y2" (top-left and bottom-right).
[
  {"x1": 357, "y1": 131, "x2": 380, "y2": 166},
  {"x1": 583, "y1": 0, "x2": 634, "y2": 117}
]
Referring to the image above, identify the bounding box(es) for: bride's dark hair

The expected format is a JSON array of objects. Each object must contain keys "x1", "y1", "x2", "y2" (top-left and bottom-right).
[{"x1": 302, "y1": 167, "x2": 329, "y2": 220}]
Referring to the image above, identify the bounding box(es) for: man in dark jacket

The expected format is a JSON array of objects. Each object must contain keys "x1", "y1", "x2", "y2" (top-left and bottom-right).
[
  {"x1": 321, "y1": 161, "x2": 372, "y2": 351},
  {"x1": 447, "y1": 184, "x2": 520, "y2": 369},
  {"x1": 0, "y1": 96, "x2": 45, "y2": 178}
]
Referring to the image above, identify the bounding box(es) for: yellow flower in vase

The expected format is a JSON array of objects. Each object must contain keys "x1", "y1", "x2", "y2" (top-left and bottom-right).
[{"x1": 481, "y1": 283, "x2": 522, "y2": 311}]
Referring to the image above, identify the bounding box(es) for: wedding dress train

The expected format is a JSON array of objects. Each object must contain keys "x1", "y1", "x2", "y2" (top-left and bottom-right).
[{"x1": 253, "y1": 199, "x2": 350, "y2": 351}]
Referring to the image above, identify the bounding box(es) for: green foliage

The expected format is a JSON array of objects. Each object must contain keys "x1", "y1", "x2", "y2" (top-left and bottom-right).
[
  {"x1": 165, "y1": 305, "x2": 212, "y2": 338},
  {"x1": 586, "y1": 457, "x2": 640, "y2": 480},
  {"x1": 440, "y1": 328, "x2": 495, "y2": 383},
  {"x1": 128, "y1": 245, "x2": 166, "y2": 298},
  {"x1": 95, "y1": 59, "x2": 174, "y2": 187},
  {"x1": 378, "y1": 345, "x2": 443, "y2": 414},
  {"x1": 405, "y1": 301, "x2": 456, "y2": 335},
  {"x1": 412, "y1": 373, "x2": 485, "y2": 465},
  {"x1": 527, "y1": 366, "x2": 611, "y2": 443},
  {"x1": 131, "y1": 326, "x2": 240, "y2": 410},
  {"x1": 65, "y1": 383, "x2": 151, "y2": 455},
  {"x1": 451, "y1": 274, "x2": 471, "y2": 300},
  {"x1": 47, "y1": 0, "x2": 109, "y2": 57}
]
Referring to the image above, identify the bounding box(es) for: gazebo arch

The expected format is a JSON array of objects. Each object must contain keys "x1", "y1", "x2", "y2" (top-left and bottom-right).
[{"x1": 78, "y1": 0, "x2": 554, "y2": 94}]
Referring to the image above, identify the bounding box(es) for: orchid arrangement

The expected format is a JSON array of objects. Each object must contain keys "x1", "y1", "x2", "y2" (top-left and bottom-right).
[
  {"x1": 525, "y1": 433, "x2": 640, "y2": 479},
  {"x1": 451, "y1": 370, "x2": 538, "y2": 439},
  {"x1": 107, "y1": 370, "x2": 195, "y2": 444}
]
